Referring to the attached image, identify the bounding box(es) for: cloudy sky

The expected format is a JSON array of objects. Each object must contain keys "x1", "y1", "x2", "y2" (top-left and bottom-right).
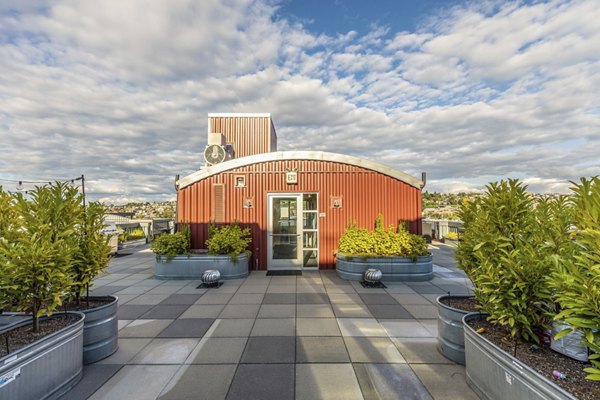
[{"x1": 1, "y1": 0, "x2": 598, "y2": 203}]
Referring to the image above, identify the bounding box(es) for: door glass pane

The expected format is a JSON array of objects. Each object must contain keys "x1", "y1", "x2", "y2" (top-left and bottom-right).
[
  {"x1": 303, "y1": 232, "x2": 317, "y2": 248},
  {"x1": 303, "y1": 212, "x2": 317, "y2": 229},
  {"x1": 303, "y1": 250, "x2": 318, "y2": 267},
  {"x1": 272, "y1": 197, "x2": 298, "y2": 260},
  {"x1": 303, "y1": 193, "x2": 317, "y2": 210},
  {"x1": 273, "y1": 235, "x2": 298, "y2": 259}
]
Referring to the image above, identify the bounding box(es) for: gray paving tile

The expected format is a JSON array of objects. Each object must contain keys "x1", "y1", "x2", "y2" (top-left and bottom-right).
[
  {"x1": 419, "y1": 319, "x2": 438, "y2": 336},
  {"x1": 392, "y1": 337, "x2": 453, "y2": 364},
  {"x1": 332, "y1": 303, "x2": 373, "y2": 318},
  {"x1": 404, "y1": 304, "x2": 438, "y2": 319},
  {"x1": 296, "y1": 304, "x2": 335, "y2": 318},
  {"x1": 367, "y1": 304, "x2": 413, "y2": 319},
  {"x1": 179, "y1": 304, "x2": 224, "y2": 318},
  {"x1": 237, "y1": 284, "x2": 268, "y2": 293},
  {"x1": 251, "y1": 318, "x2": 296, "y2": 336},
  {"x1": 296, "y1": 337, "x2": 350, "y2": 363},
  {"x1": 337, "y1": 318, "x2": 387, "y2": 337},
  {"x1": 195, "y1": 292, "x2": 234, "y2": 304},
  {"x1": 159, "y1": 293, "x2": 204, "y2": 305},
  {"x1": 343, "y1": 337, "x2": 406, "y2": 363},
  {"x1": 296, "y1": 363, "x2": 363, "y2": 400},
  {"x1": 60, "y1": 364, "x2": 122, "y2": 400},
  {"x1": 207, "y1": 318, "x2": 255, "y2": 337},
  {"x1": 262, "y1": 293, "x2": 296, "y2": 304},
  {"x1": 129, "y1": 338, "x2": 199, "y2": 364},
  {"x1": 118, "y1": 319, "x2": 174, "y2": 338},
  {"x1": 354, "y1": 363, "x2": 432, "y2": 400},
  {"x1": 240, "y1": 336, "x2": 295, "y2": 363},
  {"x1": 158, "y1": 364, "x2": 237, "y2": 400},
  {"x1": 258, "y1": 304, "x2": 296, "y2": 318},
  {"x1": 267, "y1": 284, "x2": 297, "y2": 293},
  {"x1": 229, "y1": 293, "x2": 264, "y2": 304},
  {"x1": 118, "y1": 304, "x2": 154, "y2": 320},
  {"x1": 296, "y1": 318, "x2": 341, "y2": 336},
  {"x1": 88, "y1": 365, "x2": 179, "y2": 400},
  {"x1": 297, "y1": 293, "x2": 329, "y2": 304},
  {"x1": 328, "y1": 293, "x2": 363, "y2": 304},
  {"x1": 145, "y1": 285, "x2": 181, "y2": 295},
  {"x1": 296, "y1": 284, "x2": 326, "y2": 294},
  {"x1": 380, "y1": 320, "x2": 434, "y2": 338},
  {"x1": 384, "y1": 284, "x2": 417, "y2": 294},
  {"x1": 411, "y1": 364, "x2": 479, "y2": 399},
  {"x1": 391, "y1": 293, "x2": 432, "y2": 305},
  {"x1": 126, "y1": 294, "x2": 171, "y2": 305},
  {"x1": 226, "y1": 364, "x2": 294, "y2": 400},
  {"x1": 219, "y1": 304, "x2": 260, "y2": 319},
  {"x1": 157, "y1": 318, "x2": 214, "y2": 338},
  {"x1": 325, "y1": 285, "x2": 357, "y2": 294},
  {"x1": 91, "y1": 286, "x2": 128, "y2": 296},
  {"x1": 360, "y1": 293, "x2": 399, "y2": 305},
  {"x1": 140, "y1": 304, "x2": 189, "y2": 319},
  {"x1": 96, "y1": 338, "x2": 152, "y2": 364},
  {"x1": 407, "y1": 284, "x2": 447, "y2": 294},
  {"x1": 186, "y1": 337, "x2": 248, "y2": 364}
]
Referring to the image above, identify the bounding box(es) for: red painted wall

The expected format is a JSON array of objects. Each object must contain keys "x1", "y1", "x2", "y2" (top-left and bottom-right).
[{"x1": 178, "y1": 159, "x2": 422, "y2": 270}]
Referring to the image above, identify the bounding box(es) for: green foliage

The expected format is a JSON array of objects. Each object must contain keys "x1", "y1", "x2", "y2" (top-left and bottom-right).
[
  {"x1": 337, "y1": 215, "x2": 428, "y2": 258},
  {"x1": 206, "y1": 222, "x2": 252, "y2": 262},
  {"x1": 118, "y1": 227, "x2": 146, "y2": 242},
  {"x1": 550, "y1": 177, "x2": 600, "y2": 380},
  {"x1": 70, "y1": 202, "x2": 112, "y2": 304},
  {"x1": 151, "y1": 226, "x2": 191, "y2": 261},
  {"x1": 445, "y1": 231, "x2": 459, "y2": 241},
  {"x1": 457, "y1": 179, "x2": 557, "y2": 344},
  {"x1": 0, "y1": 183, "x2": 82, "y2": 332}
]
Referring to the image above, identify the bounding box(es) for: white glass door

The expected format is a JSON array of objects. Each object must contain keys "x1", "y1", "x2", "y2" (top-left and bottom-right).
[{"x1": 268, "y1": 194, "x2": 302, "y2": 269}]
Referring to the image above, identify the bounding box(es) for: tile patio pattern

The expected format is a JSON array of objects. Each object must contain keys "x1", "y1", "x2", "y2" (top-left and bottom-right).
[{"x1": 61, "y1": 246, "x2": 479, "y2": 400}]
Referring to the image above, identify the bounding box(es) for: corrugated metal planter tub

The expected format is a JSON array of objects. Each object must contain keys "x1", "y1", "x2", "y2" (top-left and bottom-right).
[
  {"x1": 463, "y1": 313, "x2": 577, "y2": 400},
  {"x1": 155, "y1": 253, "x2": 249, "y2": 280},
  {"x1": 0, "y1": 312, "x2": 84, "y2": 400},
  {"x1": 81, "y1": 295, "x2": 119, "y2": 364},
  {"x1": 437, "y1": 295, "x2": 474, "y2": 364},
  {"x1": 335, "y1": 253, "x2": 433, "y2": 282}
]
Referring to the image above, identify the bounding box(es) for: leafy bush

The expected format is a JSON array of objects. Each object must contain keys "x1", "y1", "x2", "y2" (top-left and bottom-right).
[
  {"x1": 0, "y1": 183, "x2": 82, "y2": 332},
  {"x1": 69, "y1": 202, "x2": 112, "y2": 305},
  {"x1": 551, "y1": 177, "x2": 600, "y2": 380},
  {"x1": 151, "y1": 226, "x2": 190, "y2": 261},
  {"x1": 206, "y1": 222, "x2": 252, "y2": 262},
  {"x1": 458, "y1": 179, "x2": 558, "y2": 346},
  {"x1": 118, "y1": 227, "x2": 146, "y2": 242},
  {"x1": 337, "y1": 214, "x2": 428, "y2": 258},
  {"x1": 445, "y1": 231, "x2": 459, "y2": 241}
]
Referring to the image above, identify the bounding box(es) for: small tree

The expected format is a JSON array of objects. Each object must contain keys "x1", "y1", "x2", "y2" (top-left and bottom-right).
[
  {"x1": 70, "y1": 201, "x2": 112, "y2": 306},
  {"x1": 0, "y1": 183, "x2": 82, "y2": 332}
]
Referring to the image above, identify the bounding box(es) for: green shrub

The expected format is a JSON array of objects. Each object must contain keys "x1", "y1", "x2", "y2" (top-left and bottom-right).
[
  {"x1": 459, "y1": 179, "x2": 556, "y2": 346},
  {"x1": 337, "y1": 214, "x2": 428, "y2": 258},
  {"x1": 551, "y1": 177, "x2": 600, "y2": 380},
  {"x1": 445, "y1": 231, "x2": 459, "y2": 240},
  {"x1": 151, "y1": 228, "x2": 190, "y2": 261},
  {"x1": 206, "y1": 222, "x2": 252, "y2": 262},
  {"x1": 119, "y1": 227, "x2": 146, "y2": 242}
]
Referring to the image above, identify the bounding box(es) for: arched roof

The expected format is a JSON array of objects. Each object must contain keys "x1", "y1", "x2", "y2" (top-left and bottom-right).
[{"x1": 177, "y1": 151, "x2": 423, "y2": 189}]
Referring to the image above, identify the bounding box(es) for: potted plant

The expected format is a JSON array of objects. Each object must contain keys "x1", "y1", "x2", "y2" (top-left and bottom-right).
[
  {"x1": 0, "y1": 183, "x2": 85, "y2": 400},
  {"x1": 63, "y1": 201, "x2": 118, "y2": 364},
  {"x1": 335, "y1": 214, "x2": 432, "y2": 281},
  {"x1": 153, "y1": 223, "x2": 252, "y2": 279},
  {"x1": 462, "y1": 179, "x2": 597, "y2": 400}
]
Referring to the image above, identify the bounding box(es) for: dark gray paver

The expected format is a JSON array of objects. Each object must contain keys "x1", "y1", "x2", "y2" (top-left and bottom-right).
[
  {"x1": 118, "y1": 304, "x2": 155, "y2": 320},
  {"x1": 359, "y1": 293, "x2": 399, "y2": 305},
  {"x1": 118, "y1": 319, "x2": 174, "y2": 338},
  {"x1": 91, "y1": 286, "x2": 128, "y2": 296},
  {"x1": 296, "y1": 337, "x2": 350, "y2": 363},
  {"x1": 159, "y1": 293, "x2": 204, "y2": 305},
  {"x1": 158, "y1": 364, "x2": 237, "y2": 400},
  {"x1": 258, "y1": 304, "x2": 296, "y2": 318},
  {"x1": 404, "y1": 304, "x2": 438, "y2": 319},
  {"x1": 240, "y1": 336, "x2": 295, "y2": 363},
  {"x1": 262, "y1": 293, "x2": 296, "y2": 304},
  {"x1": 367, "y1": 304, "x2": 413, "y2": 319},
  {"x1": 157, "y1": 318, "x2": 214, "y2": 338},
  {"x1": 354, "y1": 363, "x2": 433, "y2": 400},
  {"x1": 219, "y1": 304, "x2": 261, "y2": 319},
  {"x1": 207, "y1": 319, "x2": 255, "y2": 337},
  {"x1": 140, "y1": 305, "x2": 189, "y2": 319},
  {"x1": 59, "y1": 364, "x2": 122, "y2": 400},
  {"x1": 296, "y1": 293, "x2": 329, "y2": 304},
  {"x1": 226, "y1": 364, "x2": 295, "y2": 400},
  {"x1": 251, "y1": 318, "x2": 295, "y2": 336},
  {"x1": 407, "y1": 284, "x2": 447, "y2": 294}
]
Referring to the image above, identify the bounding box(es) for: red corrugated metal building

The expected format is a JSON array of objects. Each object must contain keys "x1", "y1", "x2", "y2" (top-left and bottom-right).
[{"x1": 177, "y1": 113, "x2": 425, "y2": 271}]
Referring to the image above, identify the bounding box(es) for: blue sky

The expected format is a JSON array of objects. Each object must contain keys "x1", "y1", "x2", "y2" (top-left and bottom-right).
[{"x1": 0, "y1": 0, "x2": 598, "y2": 203}]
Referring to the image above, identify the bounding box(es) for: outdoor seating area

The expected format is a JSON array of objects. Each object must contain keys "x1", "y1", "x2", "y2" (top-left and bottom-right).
[{"x1": 60, "y1": 244, "x2": 478, "y2": 400}]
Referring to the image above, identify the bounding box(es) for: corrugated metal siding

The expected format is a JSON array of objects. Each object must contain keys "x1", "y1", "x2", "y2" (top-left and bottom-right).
[
  {"x1": 209, "y1": 116, "x2": 275, "y2": 158},
  {"x1": 178, "y1": 159, "x2": 422, "y2": 270}
]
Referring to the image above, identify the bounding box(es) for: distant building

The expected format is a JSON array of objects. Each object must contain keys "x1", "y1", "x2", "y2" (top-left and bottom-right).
[{"x1": 176, "y1": 113, "x2": 425, "y2": 271}]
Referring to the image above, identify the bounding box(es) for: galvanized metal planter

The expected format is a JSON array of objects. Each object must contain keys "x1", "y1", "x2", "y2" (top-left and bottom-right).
[
  {"x1": 0, "y1": 312, "x2": 85, "y2": 400},
  {"x1": 335, "y1": 253, "x2": 433, "y2": 282},
  {"x1": 437, "y1": 295, "x2": 474, "y2": 364},
  {"x1": 81, "y1": 295, "x2": 119, "y2": 364},
  {"x1": 155, "y1": 253, "x2": 249, "y2": 280},
  {"x1": 463, "y1": 313, "x2": 577, "y2": 400}
]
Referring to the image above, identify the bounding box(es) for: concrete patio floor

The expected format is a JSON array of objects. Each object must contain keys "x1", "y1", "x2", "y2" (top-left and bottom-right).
[{"x1": 60, "y1": 243, "x2": 479, "y2": 400}]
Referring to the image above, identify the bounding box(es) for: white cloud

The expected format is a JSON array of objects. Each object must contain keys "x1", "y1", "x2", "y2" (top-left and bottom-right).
[{"x1": 0, "y1": 0, "x2": 599, "y2": 201}]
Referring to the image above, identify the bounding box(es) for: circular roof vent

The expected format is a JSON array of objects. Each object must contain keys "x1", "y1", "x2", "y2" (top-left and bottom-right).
[{"x1": 204, "y1": 144, "x2": 226, "y2": 165}]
